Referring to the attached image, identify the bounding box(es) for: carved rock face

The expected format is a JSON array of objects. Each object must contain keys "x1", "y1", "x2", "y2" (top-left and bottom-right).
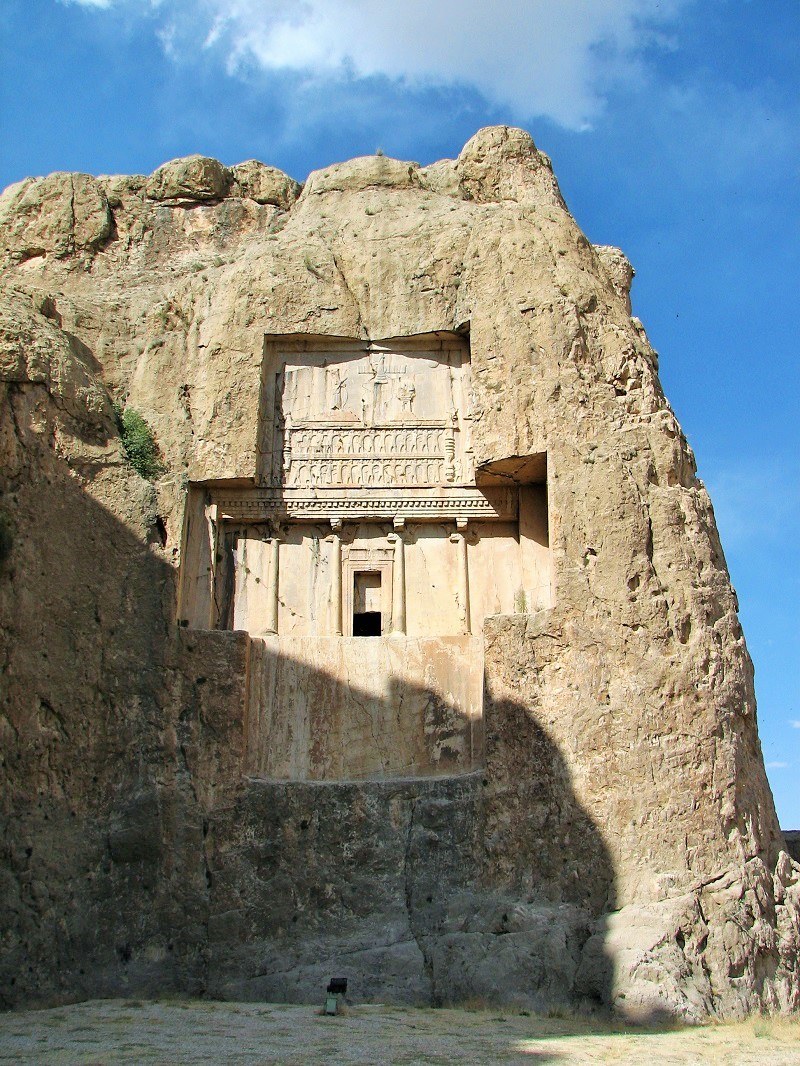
[{"x1": 0, "y1": 126, "x2": 797, "y2": 1019}]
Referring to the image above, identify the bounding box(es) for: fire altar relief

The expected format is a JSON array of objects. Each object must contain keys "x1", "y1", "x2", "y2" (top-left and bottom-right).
[{"x1": 178, "y1": 333, "x2": 552, "y2": 782}]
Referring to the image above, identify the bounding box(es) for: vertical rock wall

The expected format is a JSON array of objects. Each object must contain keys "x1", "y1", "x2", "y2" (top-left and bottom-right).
[{"x1": 0, "y1": 129, "x2": 798, "y2": 1018}]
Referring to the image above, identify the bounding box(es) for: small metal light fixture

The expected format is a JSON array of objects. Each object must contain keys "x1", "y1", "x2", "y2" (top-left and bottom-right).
[{"x1": 324, "y1": 977, "x2": 348, "y2": 1015}]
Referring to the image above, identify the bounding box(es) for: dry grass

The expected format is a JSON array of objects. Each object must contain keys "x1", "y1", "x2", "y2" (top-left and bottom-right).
[{"x1": 0, "y1": 1000, "x2": 797, "y2": 1064}]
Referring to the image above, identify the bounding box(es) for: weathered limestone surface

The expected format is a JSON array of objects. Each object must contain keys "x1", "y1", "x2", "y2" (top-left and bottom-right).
[
  {"x1": 1, "y1": 126, "x2": 798, "y2": 1018},
  {"x1": 245, "y1": 636, "x2": 484, "y2": 780}
]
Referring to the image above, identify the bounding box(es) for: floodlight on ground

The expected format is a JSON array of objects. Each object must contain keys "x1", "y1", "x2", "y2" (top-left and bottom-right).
[{"x1": 324, "y1": 977, "x2": 348, "y2": 1015}]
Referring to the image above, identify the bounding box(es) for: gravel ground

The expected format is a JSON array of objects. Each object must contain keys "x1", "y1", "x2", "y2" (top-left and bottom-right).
[{"x1": 1, "y1": 1000, "x2": 799, "y2": 1065}]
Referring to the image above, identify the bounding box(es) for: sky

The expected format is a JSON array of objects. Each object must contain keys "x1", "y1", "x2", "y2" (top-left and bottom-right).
[{"x1": 2, "y1": 0, "x2": 798, "y2": 825}]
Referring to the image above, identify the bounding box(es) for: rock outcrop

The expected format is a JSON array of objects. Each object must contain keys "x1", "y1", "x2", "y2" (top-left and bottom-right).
[{"x1": 1, "y1": 127, "x2": 797, "y2": 1019}]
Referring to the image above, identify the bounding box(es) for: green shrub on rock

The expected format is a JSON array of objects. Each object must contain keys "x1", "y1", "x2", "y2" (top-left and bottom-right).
[{"x1": 115, "y1": 404, "x2": 164, "y2": 480}]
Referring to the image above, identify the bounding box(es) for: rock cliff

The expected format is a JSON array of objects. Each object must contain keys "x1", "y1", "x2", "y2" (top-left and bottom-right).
[{"x1": 1, "y1": 127, "x2": 798, "y2": 1019}]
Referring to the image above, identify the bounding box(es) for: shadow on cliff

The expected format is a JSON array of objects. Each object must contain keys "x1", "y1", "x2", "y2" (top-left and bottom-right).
[
  {"x1": 0, "y1": 448, "x2": 212, "y2": 1009},
  {"x1": 0, "y1": 467, "x2": 618, "y2": 1018},
  {"x1": 191, "y1": 634, "x2": 618, "y2": 1016}
]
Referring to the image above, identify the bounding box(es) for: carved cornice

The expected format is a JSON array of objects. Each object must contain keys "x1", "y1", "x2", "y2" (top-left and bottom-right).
[{"x1": 214, "y1": 487, "x2": 516, "y2": 523}]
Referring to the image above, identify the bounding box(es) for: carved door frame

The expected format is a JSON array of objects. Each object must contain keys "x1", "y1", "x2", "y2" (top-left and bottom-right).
[{"x1": 342, "y1": 546, "x2": 394, "y2": 636}]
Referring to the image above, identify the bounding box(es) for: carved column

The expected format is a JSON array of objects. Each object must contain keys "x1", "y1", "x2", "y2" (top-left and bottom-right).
[
  {"x1": 330, "y1": 518, "x2": 343, "y2": 635},
  {"x1": 388, "y1": 518, "x2": 406, "y2": 635},
  {"x1": 265, "y1": 535, "x2": 281, "y2": 634},
  {"x1": 206, "y1": 502, "x2": 220, "y2": 629},
  {"x1": 450, "y1": 518, "x2": 471, "y2": 635}
]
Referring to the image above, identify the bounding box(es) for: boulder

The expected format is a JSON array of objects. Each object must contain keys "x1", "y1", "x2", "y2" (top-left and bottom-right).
[
  {"x1": 230, "y1": 160, "x2": 301, "y2": 208},
  {"x1": 146, "y1": 154, "x2": 232, "y2": 202},
  {"x1": 0, "y1": 172, "x2": 111, "y2": 261}
]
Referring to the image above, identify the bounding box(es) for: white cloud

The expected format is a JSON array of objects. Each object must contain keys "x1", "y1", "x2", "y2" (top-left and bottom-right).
[
  {"x1": 791, "y1": 721, "x2": 800, "y2": 729},
  {"x1": 60, "y1": 0, "x2": 115, "y2": 7},
  {"x1": 767, "y1": 761, "x2": 789, "y2": 769},
  {"x1": 55, "y1": 0, "x2": 690, "y2": 130}
]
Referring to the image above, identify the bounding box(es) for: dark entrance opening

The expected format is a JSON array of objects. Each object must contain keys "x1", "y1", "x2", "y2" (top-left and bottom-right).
[
  {"x1": 353, "y1": 571, "x2": 382, "y2": 636},
  {"x1": 353, "y1": 611, "x2": 382, "y2": 636}
]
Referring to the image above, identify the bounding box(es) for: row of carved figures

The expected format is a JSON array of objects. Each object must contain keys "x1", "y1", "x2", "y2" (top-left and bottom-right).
[
  {"x1": 284, "y1": 458, "x2": 460, "y2": 488},
  {"x1": 286, "y1": 426, "x2": 453, "y2": 456}
]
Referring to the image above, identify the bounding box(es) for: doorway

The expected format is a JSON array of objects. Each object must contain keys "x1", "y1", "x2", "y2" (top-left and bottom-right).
[{"x1": 353, "y1": 571, "x2": 382, "y2": 635}]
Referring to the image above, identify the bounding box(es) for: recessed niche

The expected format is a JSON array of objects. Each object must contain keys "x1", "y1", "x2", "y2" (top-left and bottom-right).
[{"x1": 177, "y1": 333, "x2": 552, "y2": 781}]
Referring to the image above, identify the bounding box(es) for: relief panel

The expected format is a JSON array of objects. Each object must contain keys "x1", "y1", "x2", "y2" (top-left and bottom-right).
[{"x1": 267, "y1": 337, "x2": 474, "y2": 490}]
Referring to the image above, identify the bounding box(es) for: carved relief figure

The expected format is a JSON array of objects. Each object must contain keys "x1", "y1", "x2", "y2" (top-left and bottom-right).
[
  {"x1": 369, "y1": 353, "x2": 388, "y2": 422},
  {"x1": 397, "y1": 375, "x2": 416, "y2": 413},
  {"x1": 330, "y1": 368, "x2": 348, "y2": 412}
]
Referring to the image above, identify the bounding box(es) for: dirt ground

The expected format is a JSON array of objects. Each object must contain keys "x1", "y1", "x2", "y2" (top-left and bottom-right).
[{"x1": 0, "y1": 999, "x2": 799, "y2": 1064}]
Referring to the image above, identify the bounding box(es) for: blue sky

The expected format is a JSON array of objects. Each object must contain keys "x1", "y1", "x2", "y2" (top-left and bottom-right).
[{"x1": 2, "y1": 0, "x2": 798, "y2": 825}]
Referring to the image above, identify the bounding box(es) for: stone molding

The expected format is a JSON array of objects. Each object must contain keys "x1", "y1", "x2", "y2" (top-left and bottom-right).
[{"x1": 214, "y1": 487, "x2": 517, "y2": 523}]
